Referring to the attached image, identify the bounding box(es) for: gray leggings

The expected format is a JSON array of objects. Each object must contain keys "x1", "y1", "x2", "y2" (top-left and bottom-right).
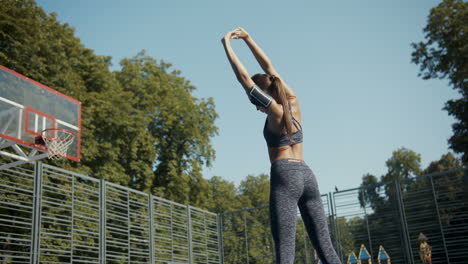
[{"x1": 270, "y1": 159, "x2": 341, "y2": 264}]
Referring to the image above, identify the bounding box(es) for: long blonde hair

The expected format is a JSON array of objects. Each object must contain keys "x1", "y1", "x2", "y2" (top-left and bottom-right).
[{"x1": 251, "y1": 73, "x2": 293, "y2": 140}]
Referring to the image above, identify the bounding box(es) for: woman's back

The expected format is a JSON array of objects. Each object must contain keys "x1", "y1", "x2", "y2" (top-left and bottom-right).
[{"x1": 265, "y1": 98, "x2": 303, "y2": 162}]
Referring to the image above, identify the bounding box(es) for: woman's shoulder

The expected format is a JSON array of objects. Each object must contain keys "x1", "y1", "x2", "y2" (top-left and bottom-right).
[
  {"x1": 288, "y1": 97, "x2": 302, "y2": 121},
  {"x1": 288, "y1": 95, "x2": 299, "y2": 104},
  {"x1": 267, "y1": 104, "x2": 284, "y2": 123},
  {"x1": 287, "y1": 96, "x2": 300, "y2": 110},
  {"x1": 267, "y1": 99, "x2": 300, "y2": 122}
]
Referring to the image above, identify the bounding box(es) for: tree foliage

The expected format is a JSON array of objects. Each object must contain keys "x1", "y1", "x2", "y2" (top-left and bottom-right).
[
  {"x1": 359, "y1": 147, "x2": 421, "y2": 210},
  {"x1": 411, "y1": 0, "x2": 468, "y2": 164},
  {"x1": 0, "y1": 0, "x2": 218, "y2": 209},
  {"x1": 0, "y1": 0, "x2": 144, "y2": 185},
  {"x1": 215, "y1": 174, "x2": 273, "y2": 264},
  {"x1": 237, "y1": 174, "x2": 270, "y2": 209},
  {"x1": 0, "y1": 2, "x2": 220, "y2": 262},
  {"x1": 208, "y1": 176, "x2": 238, "y2": 213},
  {"x1": 382, "y1": 147, "x2": 421, "y2": 182},
  {"x1": 355, "y1": 149, "x2": 465, "y2": 263},
  {"x1": 115, "y1": 53, "x2": 218, "y2": 207},
  {"x1": 358, "y1": 173, "x2": 381, "y2": 210}
]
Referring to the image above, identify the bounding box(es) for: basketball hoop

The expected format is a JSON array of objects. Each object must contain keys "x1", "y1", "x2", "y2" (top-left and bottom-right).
[{"x1": 40, "y1": 128, "x2": 76, "y2": 160}]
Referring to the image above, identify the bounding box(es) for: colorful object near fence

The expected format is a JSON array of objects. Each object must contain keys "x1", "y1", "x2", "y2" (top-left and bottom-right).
[
  {"x1": 418, "y1": 233, "x2": 432, "y2": 264},
  {"x1": 378, "y1": 245, "x2": 390, "y2": 264},
  {"x1": 347, "y1": 251, "x2": 358, "y2": 264},
  {"x1": 359, "y1": 244, "x2": 372, "y2": 264},
  {"x1": 314, "y1": 249, "x2": 323, "y2": 264}
]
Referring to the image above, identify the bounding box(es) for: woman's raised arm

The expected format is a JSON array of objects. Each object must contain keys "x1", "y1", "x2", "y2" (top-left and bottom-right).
[
  {"x1": 221, "y1": 30, "x2": 255, "y2": 91},
  {"x1": 235, "y1": 27, "x2": 296, "y2": 98}
]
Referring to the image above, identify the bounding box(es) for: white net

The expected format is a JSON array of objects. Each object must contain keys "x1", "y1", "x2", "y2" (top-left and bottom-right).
[{"x1": 41, "y1": 129, "x2": 75, "y2": 160}]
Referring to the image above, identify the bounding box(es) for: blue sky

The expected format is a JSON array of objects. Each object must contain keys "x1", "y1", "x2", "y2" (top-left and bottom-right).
[{"x1": 37, "y1": 0, "x2": 459, "y2": 193}]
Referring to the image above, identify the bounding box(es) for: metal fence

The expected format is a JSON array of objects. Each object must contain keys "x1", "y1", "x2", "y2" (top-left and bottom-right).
[
  {"x1": 0, "y1": 162, "x2": 221, "y2": 264},
  {"x1": 220, "y1": 168, "x2": 468, "y2": 264},
  {"x1": 219, "y1": 194, "x2": 335, "y2": 264},
  {"x1": 1, "y1": 162, "x2": 466, "y2": 264}
]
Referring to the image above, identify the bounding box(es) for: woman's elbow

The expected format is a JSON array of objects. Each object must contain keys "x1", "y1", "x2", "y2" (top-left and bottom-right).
[{"x1": 237, "y1": 74, "x2": 251, "y2": 85}]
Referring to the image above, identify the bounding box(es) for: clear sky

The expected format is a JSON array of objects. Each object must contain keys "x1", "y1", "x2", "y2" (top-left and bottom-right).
[{"x1": 37, "y1": 0, "x2": 459, "y2": 193}]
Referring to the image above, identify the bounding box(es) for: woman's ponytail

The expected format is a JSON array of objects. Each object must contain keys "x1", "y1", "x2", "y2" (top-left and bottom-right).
[{"x1": 270, "y1": 75, "x2": 294, "y2": 141}]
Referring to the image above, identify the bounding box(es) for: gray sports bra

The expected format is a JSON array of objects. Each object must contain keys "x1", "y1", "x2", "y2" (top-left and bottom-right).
[{"x1": 263, "y1": 102, "x2": 303, "y2": 148}]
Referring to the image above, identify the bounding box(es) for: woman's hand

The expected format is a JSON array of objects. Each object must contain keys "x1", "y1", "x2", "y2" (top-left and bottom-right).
[
  {"x1": 222, "y1": 27, "x2": 250, "y2": 42},
  {"x1": 222, "y1": 29, "x2": 238, "y2": 41},
  {"x1": 234, "y1": 27, "x2": 250, "y2": 40}
]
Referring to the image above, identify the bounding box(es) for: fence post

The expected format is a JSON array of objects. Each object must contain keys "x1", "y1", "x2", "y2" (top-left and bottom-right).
[
  {"x1": 394, "y1": 180, "x2": 413, "y2": 264},
  {"x1": 330, "y1": 192, "x2": 343, "y2": 261},
  {"x1": 148, "y1": 194, "x2": 155, "y2": 264},
  {"x1": 31, "y1": 162, "x2": 43, "y2": 264},
  {"x1": 430, "y1": 175, "x2": 450, "y2": 264},
  {"x1": 71, "y1": 170, "x2": 75, "y2": 263},
  {"x1": 187, "y1": 205, "x2": 194, "y2": 264},
  {"x1": 126, "y1": 191, "x2": 131, "y2": 264},
  {"x1": 302, "y1": 220, "x2": 310, "y2": 263},
  {"x1": 328, "y1": 193, "x2": 337, "y2": 249},
  {"x1": 244, "y1": 212, "x2": 250, "y2": 264},
  {"x1": 363, "y1": 206, "x2": 373, "y2": 258},
  {"x1": 217, "y1": 214, "x2": 224, "y2": 264},
  {"x1": 99, "y1": 180, "x2": 106, "y2": 264}
]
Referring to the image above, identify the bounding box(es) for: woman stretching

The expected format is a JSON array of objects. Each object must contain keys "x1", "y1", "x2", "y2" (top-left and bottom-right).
[{"x1": 221, "y1": 27, "x2": 342, "y2": 264}]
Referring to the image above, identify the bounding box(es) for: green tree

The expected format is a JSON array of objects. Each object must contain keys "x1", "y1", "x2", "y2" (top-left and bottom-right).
[
  {"x1": 1, "y1": 1, "x2": 219, "y2": 262},
  {"x1": 344, "y1": 217, "x2": 366, "y2": 259},
  {"x1": 421, "y1": 152, "x2": 462, "y2": 175},
  {"x1": 0, "y1": 0, "x2": 218, "y2": 205},
  {"x1": 208, "y1": 176, "x2": 238, "y2": 213},
  {"x1": 0, "y1": 0, "x2": 140, "y2": 186},
  {"x1": 419, "y1": 152, "x2": 464, "y2": 226},
  {"x1": 355, "y1": 148, "x2": 422, "y2": 263},
  {"x1": 115, "y1": 53, "x2": 218, "y2": 205},
  {"x1": 405, "y1": 153, "x2": 465, "y2": 263},
  {"x1": 240, "y1": 174, "x2": 272, "y2": 264},
  {"x1": 382, "y1": 147, "x2": 421, "y2": 182},
  {"x1": 358, "y1": 173, "x2": 382, "y2": 210},
  {"x1": 237, "y1": 174, "x2": 270, "y2": 209},
  {"x1": 213, "y1": 173, "x2": 275, "y2": 263},
  {"x1": 0, "y1": 2, "x2": 134, "y2": 261},
  {"x1": 188, "y1": 165, "x2": 214, "y2": 209},
  {"x1": 381, "y1": 147, "x2": 421, "y2": 199},
  {"x1": 411, "y1": 0, "x2": 468, "y2": 164},
  {"x1": 408, "y1": 152, "x2": 462, "y2": 195},
  {"x1": 355, "y1": 149, "x2": 465, "y2": 263}
]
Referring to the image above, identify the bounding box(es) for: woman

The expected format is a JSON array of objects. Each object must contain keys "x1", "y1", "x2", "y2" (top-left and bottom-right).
[{"x1": 222, "y1": 27, "x2": 342, "y2": 264}]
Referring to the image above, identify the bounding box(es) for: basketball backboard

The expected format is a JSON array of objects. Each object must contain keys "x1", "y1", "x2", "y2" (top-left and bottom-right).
[{"x1": 0, "y1": 65, "x2": 81, "y2": 168}]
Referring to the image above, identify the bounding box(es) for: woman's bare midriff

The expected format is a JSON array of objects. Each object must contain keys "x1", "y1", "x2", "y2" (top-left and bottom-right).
[{"x1": 268, "y1": 143, "x2": 303, "y2": 163}]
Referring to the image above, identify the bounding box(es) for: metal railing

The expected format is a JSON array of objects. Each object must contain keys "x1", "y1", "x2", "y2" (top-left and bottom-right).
[
  {"x1": 1, "y1": 162, "x2": 466, "y2": 264},
  {"x1": 220, "y1": 168, "x2": 468, "y2": 264},
  {"x1": 0, "y1": 162, "x2": 221, "y2": 264}
]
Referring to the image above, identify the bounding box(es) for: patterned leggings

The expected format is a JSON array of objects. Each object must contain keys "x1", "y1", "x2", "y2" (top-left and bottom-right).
[{"x1": 269, "y1": 159, "x2": 341, "y2": 264}]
